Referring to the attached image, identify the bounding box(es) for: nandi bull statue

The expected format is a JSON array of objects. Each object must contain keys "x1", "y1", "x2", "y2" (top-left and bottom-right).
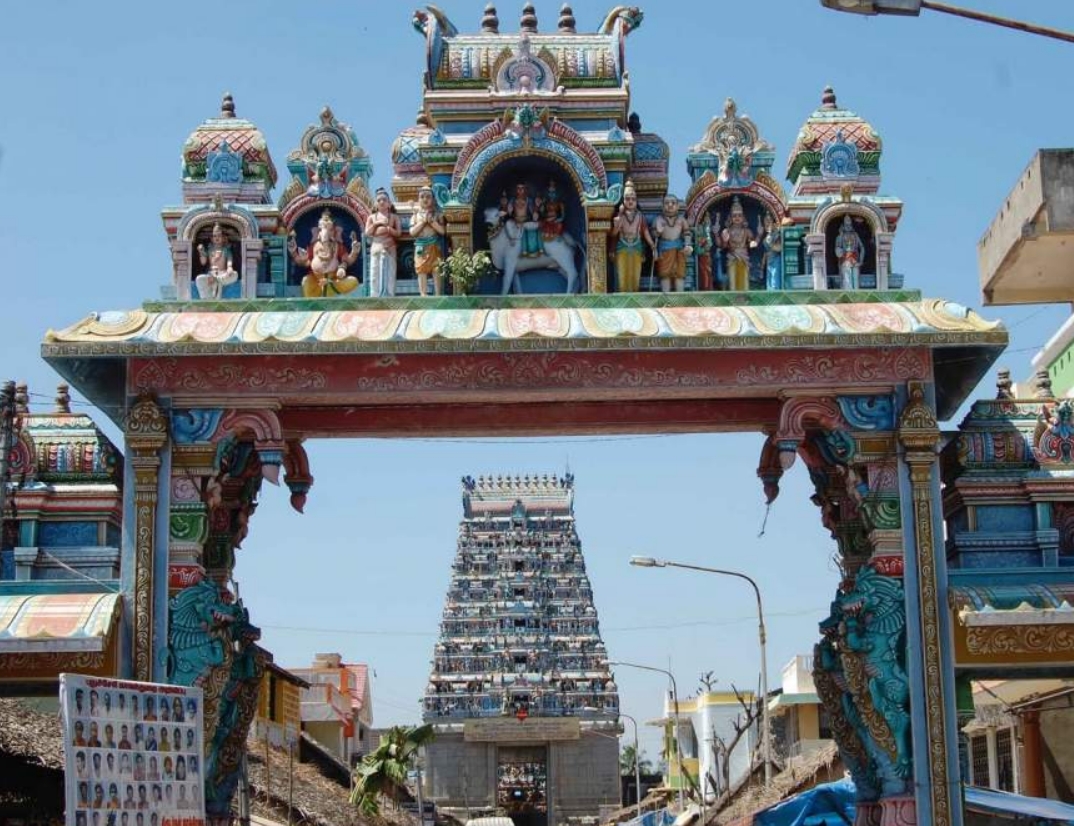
[{"x1": 484, "y1": 181, "x2": 582, "y2": 294}]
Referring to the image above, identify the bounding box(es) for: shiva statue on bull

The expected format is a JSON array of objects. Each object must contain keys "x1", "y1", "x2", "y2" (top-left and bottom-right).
[{"x1": 484, "y1": 179, "x2": 581, "y2": 294}]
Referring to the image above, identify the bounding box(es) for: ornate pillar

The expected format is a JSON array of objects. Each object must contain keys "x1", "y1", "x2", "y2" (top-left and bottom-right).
[
  {"x1": 125, "y1": 395, "x2": 168, "y2": 682},
  {"x1": 898, "y1": 382, "x2": 963, "y2": 826},
  {"x1": 169, "y1": 239, "x2": 193, "y2": 301},
  {"x1": 805, "y1": 232, "x2": 826, "y2": 290},
  {"x1": 775, "y1": 395, "x2": 917, "y2": 824},
  {"x1": 165, "y1": 406, "x2": 305, "y2": 824},
  {"x1": 586, "y1": 204, "x2": 614, "y2": 294},
  {"x1": 240, "y1": 237, "x2": 264, "y2": 299},
  {"x1": 875, "y1": 232, "x2": 894, "y2": 291},
  {"x1": 445, "y1": 207, "x2": 473, "y2": 256}
]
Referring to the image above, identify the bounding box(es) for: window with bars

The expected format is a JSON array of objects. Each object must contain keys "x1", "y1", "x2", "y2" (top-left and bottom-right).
[
  {"x1": 996, "y1": 729, "x2": 1015, "y2": 791},
  {"x1": 971, "y1": 735, "x2": 989, "y2": 786}
]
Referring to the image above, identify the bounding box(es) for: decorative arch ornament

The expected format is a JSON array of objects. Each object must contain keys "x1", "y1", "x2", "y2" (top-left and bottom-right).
[
  {"x1": 449, "y1": 110, "x2": 608, "y2": 204},
  {"x1": 177, "y1": 195, "x2": 259, "y2": 241},
  {"x1": 684, "y1": 170, "x2": 787, "y2": 225},
  {"x1": 810, "y1": 196, "x2": 889, "y2": 236}
]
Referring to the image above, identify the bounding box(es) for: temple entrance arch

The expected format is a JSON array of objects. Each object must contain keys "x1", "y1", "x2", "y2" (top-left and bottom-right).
[
  {"x1": 43, "y1": 290, "x2": 1008, "y2": 826},
  {"x1": 472, "y1": 154, "x2": 587, "y2": 295}
]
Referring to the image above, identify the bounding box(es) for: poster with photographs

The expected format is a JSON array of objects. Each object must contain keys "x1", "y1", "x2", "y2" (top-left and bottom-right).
[{"x1": 60, "y1": 674, "x2": 206, "y2": 826}]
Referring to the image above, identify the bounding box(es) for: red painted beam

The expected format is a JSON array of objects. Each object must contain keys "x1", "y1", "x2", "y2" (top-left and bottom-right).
[{"x1": 278, "y1": 398, "x2": 782, "y2": 438}]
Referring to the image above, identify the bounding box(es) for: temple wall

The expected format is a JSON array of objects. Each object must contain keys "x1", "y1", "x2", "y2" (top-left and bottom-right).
[{"x1": 549, "y1": 734, "x2": 621, "y2": 820}]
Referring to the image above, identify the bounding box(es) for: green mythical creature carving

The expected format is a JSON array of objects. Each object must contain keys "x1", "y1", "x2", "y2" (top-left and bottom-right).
[
  {"x1": 203, "y1": 595, "x2": 263, "y2": 820},
  {"x1": 840, "y1": 565, "x2": 912, "y2": 783},
  {"x1": 815, "y1": 601, "x2": 879, "y2": 800},
  {"x1": 165, "y1": 574, "x2": 263, "y2": 820}
]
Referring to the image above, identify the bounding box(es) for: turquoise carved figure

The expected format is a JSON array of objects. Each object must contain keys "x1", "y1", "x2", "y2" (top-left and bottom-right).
[{"x1": 840, "y1": 566, "x2": 912, "y2": 784}]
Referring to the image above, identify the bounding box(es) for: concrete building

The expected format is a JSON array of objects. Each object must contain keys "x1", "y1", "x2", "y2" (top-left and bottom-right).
[
  {"x1": 978, "y1": 148, "x2": 1074, "y2": 395},
  {"x1": 287, "y1": 652, "x2": 373, "y2": 765},
  {"x1": 423, "y1": 475, "x2": 620, "y2": 826},
  {"x1": 964, "y1": 679, "x2": 1074, "y2": 801},
  {"x1": 767, "y1": 655, "x2": 832, "y2": 765},
  {"x1": 657, "y1": 689, "x2": 758, "y2": 801}
]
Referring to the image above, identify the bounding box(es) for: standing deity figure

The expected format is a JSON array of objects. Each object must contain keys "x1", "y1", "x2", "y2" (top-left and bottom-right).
[
  {"x1": 653, "y1": 195, "x2": 692, "y2": 293},
  {"x1": 195, "y1": 223, "x2": 239, "y2": 300},
  {"x1": 718, "y1": 197, "x2": 756, "y2": 291},
  {"x1": 711, "y1": 212, "x2": 726, "y2": 288},
  {"x1": 366, "y1": 188, "x2": 402, "y2": 297},
  {"x1": 504, "y1": 182, "x2": 543, "y2": 258},
  {"x1": 540, "y1": 179, "x2": 566, "y2": 242},
  {"x1": 288, "y1": 210, "x2": 361, "y2": 298},
  {"x1": 410, "y1": 186, "x2": 446, "y2": 296},
  {"x1": 835, "y1": 214, "x2": 865, "y2": 289},
  {"x1": 761, "y1": 214, "x2": 783, "y2": 291},
  {"x1": 694, "y1": 213, "x2": 713, "y2": 291},
  {"x1": 610, "y1": 180, "x2": 655, "y2": 293}
]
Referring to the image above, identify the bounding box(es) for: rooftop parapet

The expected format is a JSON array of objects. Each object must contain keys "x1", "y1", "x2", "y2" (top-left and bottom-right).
[{"x1": 978, "y1": 149, "x2": 1074, "y2": 306}]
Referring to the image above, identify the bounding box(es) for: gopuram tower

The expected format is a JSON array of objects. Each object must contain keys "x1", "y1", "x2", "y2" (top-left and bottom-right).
[{"x1": 423, "y1": 474, "x2": 620, "y2": 826}]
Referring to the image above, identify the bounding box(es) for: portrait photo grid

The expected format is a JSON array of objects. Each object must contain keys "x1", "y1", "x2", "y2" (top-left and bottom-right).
[{"x1": 60, "y1": 674, "x2": 206, "y2": 826}]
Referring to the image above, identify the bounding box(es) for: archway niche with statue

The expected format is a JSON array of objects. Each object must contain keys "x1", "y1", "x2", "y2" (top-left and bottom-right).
[{"x1": 473, "y1": 155, "x2": 587, "y2": 296}]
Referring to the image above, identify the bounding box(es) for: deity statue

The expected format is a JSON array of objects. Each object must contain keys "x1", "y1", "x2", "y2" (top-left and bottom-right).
[
  {"x1": 719, "y1": 134, "x2": 753, "y2": 188},
  {"x1": 288, "y1": 210, "x2": 361, "y2": 298},
  {"x1": 366, "y1": 188, "x2": 403, "y2": 297},
  {"x1": 652, "y1": 194, "x2": 692, "y2": 293},
  {"x1": 306, "y1": 142, "x2": 346, "y2": 198},
  {"x1": 718, "y1": 197, "x2": 756, "y2": 291},
  {"x1": 539, "y1": 179, "x2": 566, "y2": 242},
  {"x1": 835, "y1": 214, "x2": 865, "y2": 289},
  {"x1": 410, "y1": 185, "x2": 446, "y2": 296},
  {"x1": 502, "y1": 182, "x2": 543, "y2": 258},
  {"x1": 610, "y1": 180, "x2": 655, "y2": 293},
  {"x1": 195, "y1": 223, "x2": 239, "y2": 300},
  {"x1": 761, "y1": 213, "x2": 783, "y2": 291},
  {"x1": 694, "y1": 213, "x2": 713, "y2": 291},
  {"x1": 711, "y1": 212, "x2": 726, "y2": 288}
]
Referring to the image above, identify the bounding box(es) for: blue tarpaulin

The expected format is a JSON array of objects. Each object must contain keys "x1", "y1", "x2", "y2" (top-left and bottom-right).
[
  {"x1": 748, "y1": 779, "x2": 1074, "y2": 826},
  {"x1": 754, "y1": 779, "x2": 855, "y2": 826},
  {"x1": 965, "y1": 786, "x2": 1074, "y2": 824}
]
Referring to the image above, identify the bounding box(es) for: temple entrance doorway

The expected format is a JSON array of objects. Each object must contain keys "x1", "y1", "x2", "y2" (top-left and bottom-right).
[
  {"x1": 497, "y1": 745, "x2": 548, "y2": 826},
  {"x1": 473, "y1": 156, "x2": 585, "y2": 295}
]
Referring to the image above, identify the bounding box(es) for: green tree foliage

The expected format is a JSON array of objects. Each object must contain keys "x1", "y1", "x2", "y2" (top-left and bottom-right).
[{"x1": 350, "y1": 724, "x2": 435, "y2": 815}]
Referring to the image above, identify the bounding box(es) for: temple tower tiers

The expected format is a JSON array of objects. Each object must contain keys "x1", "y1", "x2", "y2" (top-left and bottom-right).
[{"x1": 423, "y1": 474, "x2": 620, "y2": 826}]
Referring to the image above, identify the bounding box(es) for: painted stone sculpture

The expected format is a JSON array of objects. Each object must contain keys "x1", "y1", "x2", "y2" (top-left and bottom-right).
[
  {"x1": 165, "y1": 573, "x2": 264, "y2": 820},
  {"x1": 718, "y1": 197, "x2": 755, "y2": 291},
  {"x1": 485, "y1": 181, "x2": 580, "y2": 295},
  {"x1": 761, "y1": 214, "x2": 783, "y2": 291},
  {"x1": 611, "y1": 179, "x2": 654, "y2": 293},
  {"x1": 840, "y1": 566, "x2": 912, "y2": 785},
  {"x1": 288, "y1": 210, "x2": 361, "y2": 297},
  {"x1": 410, "y1": 185, "x2": 446, "y2": 296},
  {"x1": 366, "y1": 188, "x2": 402, "y2": 297},
  {"x1": 653, "y1": 194, "x2": 691, "y2": 293},
  {"x1": 694, "y1": 213, "x2": 713, "y2": 291},
  {"x1": 835, "y1": 214, "x2": 865, "y2": 289},
  {"x1": 194, "y1": 224, "x2": 239, "y2": 300}
]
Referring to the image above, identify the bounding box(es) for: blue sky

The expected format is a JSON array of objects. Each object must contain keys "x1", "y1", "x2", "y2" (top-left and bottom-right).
[{"x1": 3, "y1": 1, "x2": 1074, "y2": 761}]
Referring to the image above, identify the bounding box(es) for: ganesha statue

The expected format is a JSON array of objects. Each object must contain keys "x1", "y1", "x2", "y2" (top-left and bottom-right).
[{"x1": 288, "y1": 209, "x2": 361, "y2": 297}]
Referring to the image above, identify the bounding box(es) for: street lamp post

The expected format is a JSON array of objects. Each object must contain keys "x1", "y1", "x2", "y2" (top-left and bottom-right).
[
  {"x1": 629, "y1": 557, "x2": 772, "y2": 785},
  {"x1": 608, "y1": 660, "x2": 685, "y2": 813},
  {"x1": 621, "y1": 712, "x2": 643, "y2": 823},
  {"x1": 819, "y1": 0, "x2": 1074, "y2": 45}
]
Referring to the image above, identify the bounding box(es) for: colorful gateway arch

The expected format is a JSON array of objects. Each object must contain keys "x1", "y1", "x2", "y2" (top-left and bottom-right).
[{"x1": 36, "y1": 5, "x2": 1064, "y2": 826}]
